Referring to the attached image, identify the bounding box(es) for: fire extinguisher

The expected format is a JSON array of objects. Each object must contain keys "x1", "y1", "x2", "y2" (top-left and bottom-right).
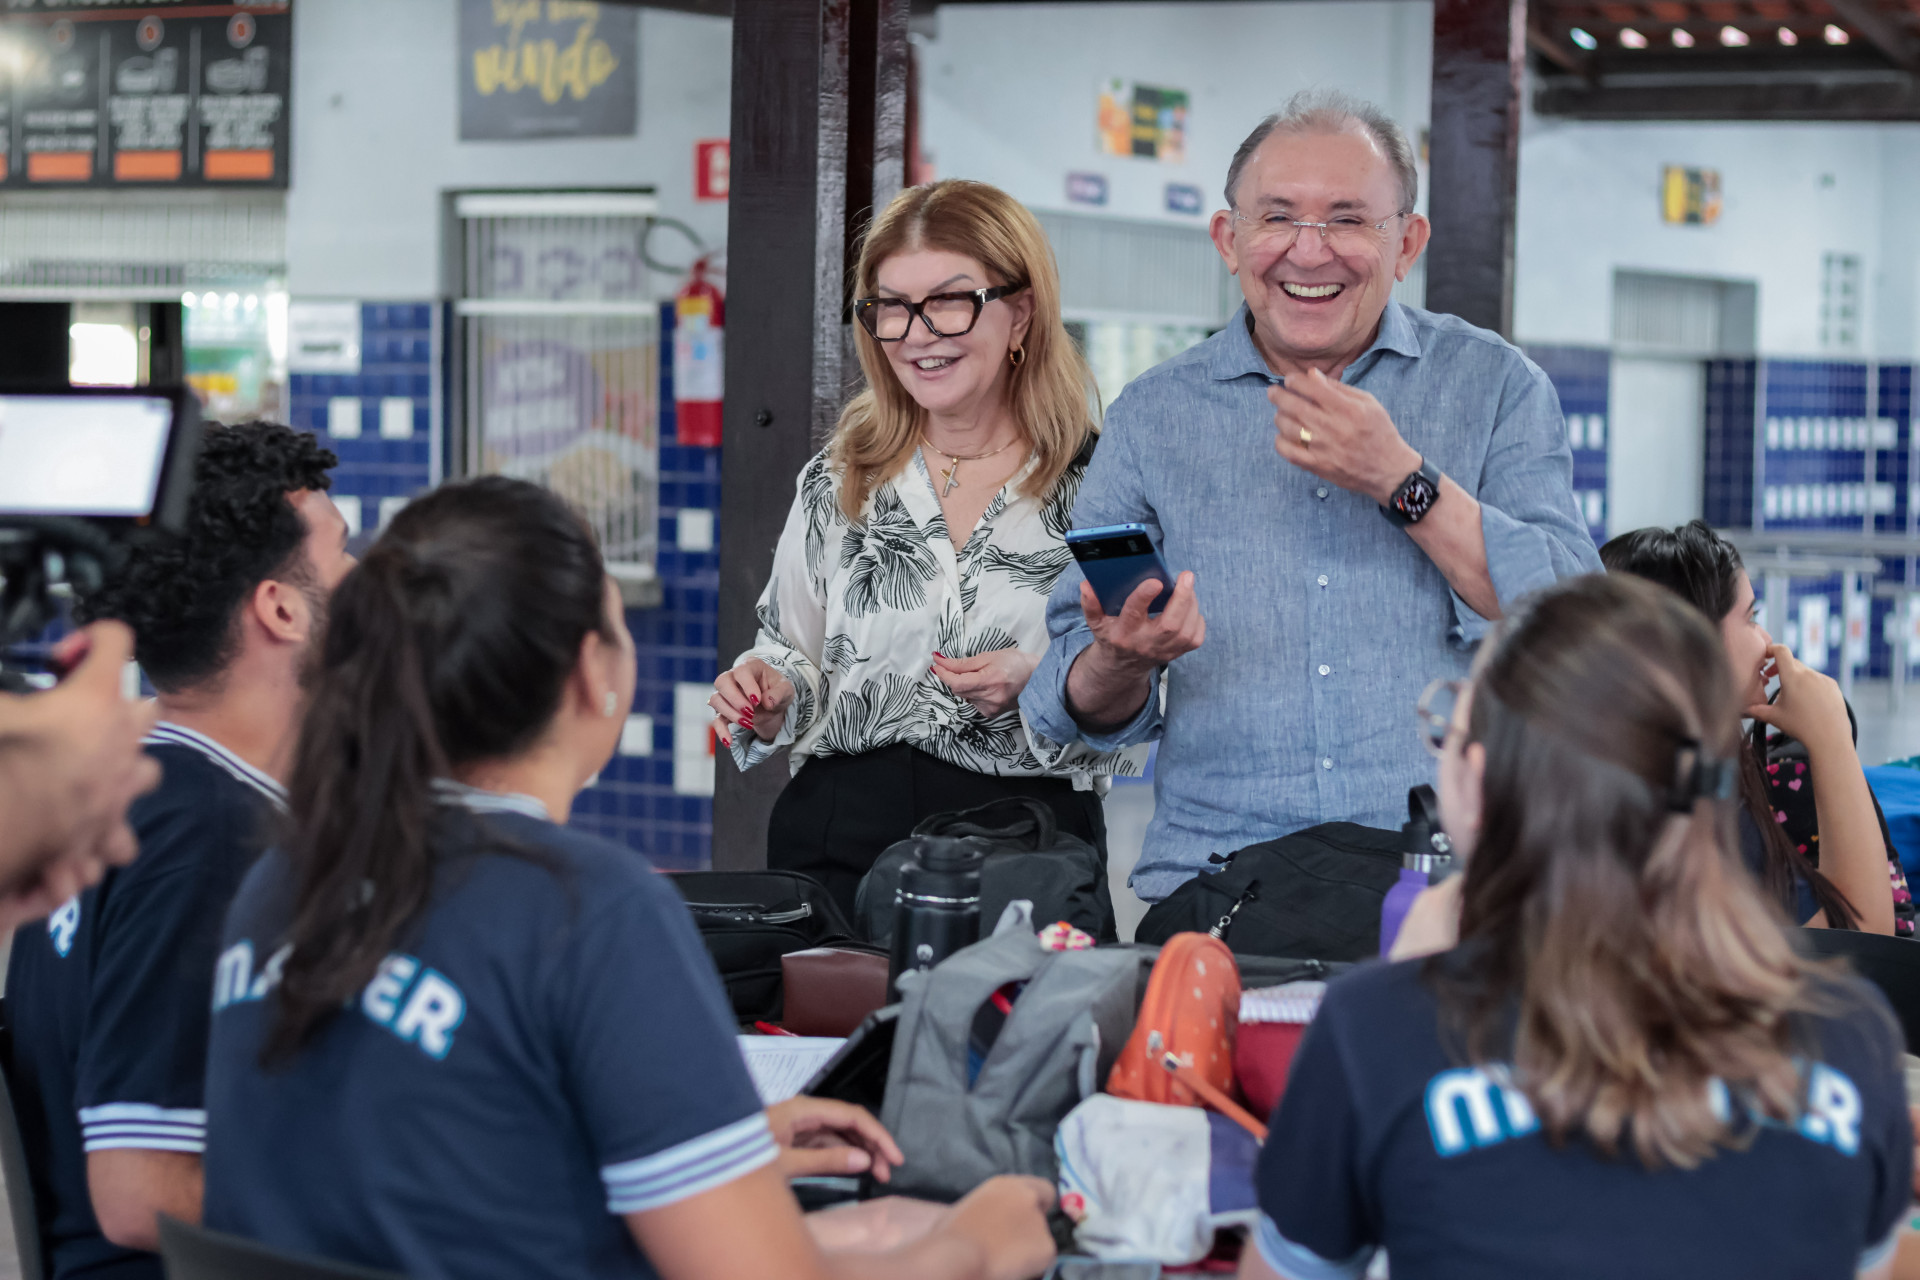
[{"x1": 674, "y1": 254, "x2": 725, "y2": 447}]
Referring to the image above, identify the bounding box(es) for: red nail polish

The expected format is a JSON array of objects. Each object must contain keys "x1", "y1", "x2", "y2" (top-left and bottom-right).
[
  {"x1": 749, "y1": 695, "x2": 761, "y2": 706},
  {"x1": 934, "y1": 651, "x2": 944, "y2": 657}
]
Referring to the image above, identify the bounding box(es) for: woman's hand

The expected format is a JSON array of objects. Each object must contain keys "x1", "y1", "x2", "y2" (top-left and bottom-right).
[
  {"x1": 767, "y1": 1096, "x2": 904, "y2": 1183},
  {"x1": 931, "y1": 648, "x2": 1039, "y2": 719},
  {"x1": 709, "y1": 659, "x2": 795, "y2": 749},
  {"x1": 1747, "y1": 642, "x2": 1851, "y2": 753}
]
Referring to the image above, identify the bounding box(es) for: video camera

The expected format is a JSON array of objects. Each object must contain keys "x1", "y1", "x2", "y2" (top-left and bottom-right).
[{"x1": 0, "y1": 387, "x2": 203, "y2": 691}]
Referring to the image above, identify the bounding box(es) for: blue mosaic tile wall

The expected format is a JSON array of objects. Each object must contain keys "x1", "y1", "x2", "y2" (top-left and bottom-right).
[
  {"x1": 1523, "y1": 344, "x2": 1608, "y2": 543},
  {"x1": 1758, "y1": 361, "x2": 1875, "y2": 533},
  {"x1": 288, "y1": 304, "x2": 438, "y2": 535},
  {"x1": 1701, "y1": 359, "x2": 1919, "y2": 682},
  {"x1": 290, "y1": 301, "x2": 718, "y2": 870},
  {"x1": 1703, "y1": 360, "x2": 1758, "y2": 530},
  {"x1": 565, "y1": 301, "x2": 718, "y2": 869}
]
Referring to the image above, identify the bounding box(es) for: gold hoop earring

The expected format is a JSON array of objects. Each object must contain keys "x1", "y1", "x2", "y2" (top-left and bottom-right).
[{"x1": 1008, "y1": 346, "x2": 1026, "y2": 368}]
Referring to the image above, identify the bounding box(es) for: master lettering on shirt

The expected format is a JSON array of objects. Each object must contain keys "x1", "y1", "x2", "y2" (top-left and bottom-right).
[
  {"x1": 214, "y1": 940, "x2": 468, "y2": 1061},
  {"x1": 1424, "y1": 1061, "x2": 1864, "y2": 1159},
  {"x1": 47, "y1": 895, "x2": 80, "y2": 958}
]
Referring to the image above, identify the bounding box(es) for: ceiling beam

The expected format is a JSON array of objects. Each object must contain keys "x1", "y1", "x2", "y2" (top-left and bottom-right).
[
  {"x1": 1527, "y1": 21, "x2": 1590, "y2": 74},
  {"x1": 1537, "y1": 74, "x2": 1920, "y2": 118},
  {"x1": 1825, "y1": 0, "x2": 1918, "y2": 69}
]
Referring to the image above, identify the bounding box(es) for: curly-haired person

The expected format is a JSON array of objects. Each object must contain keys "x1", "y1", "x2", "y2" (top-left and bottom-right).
[{"x1": 6, "y1": 421, "x2": 352, "y2": 1280}]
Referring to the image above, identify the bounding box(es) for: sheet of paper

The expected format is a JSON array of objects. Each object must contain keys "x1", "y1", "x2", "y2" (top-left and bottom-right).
[{"x1": 738, "y1": 1035, "x2": 846, "y2": 1105}]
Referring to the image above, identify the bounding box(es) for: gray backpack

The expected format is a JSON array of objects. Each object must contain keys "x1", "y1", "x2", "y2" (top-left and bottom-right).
[{"x1": 878, "y1": 905, "x2": 1147, "y2": 1201}]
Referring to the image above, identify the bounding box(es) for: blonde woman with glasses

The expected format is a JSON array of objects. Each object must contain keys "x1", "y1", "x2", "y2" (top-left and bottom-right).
[{"x1": 708, "y1": 180, "x2": 1135, "y2": 918}]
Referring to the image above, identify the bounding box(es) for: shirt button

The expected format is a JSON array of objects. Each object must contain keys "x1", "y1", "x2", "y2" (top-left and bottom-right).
[
  {"x1": 1317, "y1": 664, "x2": 1331, "y2": 676},
  {"x1": 1316, "y1": 487, "x2": 1329, "y2": 500},
  {"x1": 1317, "y1": 574, "x2": 1329, "y2": 587},
  {"x1": 1321, "y1": 757, "x2": 1334, "y2": 770}
]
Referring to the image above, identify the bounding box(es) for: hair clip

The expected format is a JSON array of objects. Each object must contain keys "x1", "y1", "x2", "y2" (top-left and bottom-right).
[{"x1": 1670, "y1": 739, "x2": 1739, "y2": 811}]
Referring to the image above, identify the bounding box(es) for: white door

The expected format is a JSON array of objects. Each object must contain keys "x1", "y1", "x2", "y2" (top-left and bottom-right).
[{"x1": 1608, "y1": 356, "x2": 1706, "y2": 536}]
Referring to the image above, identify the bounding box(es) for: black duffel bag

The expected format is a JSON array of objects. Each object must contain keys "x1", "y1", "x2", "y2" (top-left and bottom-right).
[
  {"x1": 668, "y1": 870, "x2": 876, "y2": 1024},
  {"x1": 854, "y1": 797, "x2": 1117, "y2": 945},
  {"x1": 1134, "y1": 821, "x2": 1403, "y2": 961}
]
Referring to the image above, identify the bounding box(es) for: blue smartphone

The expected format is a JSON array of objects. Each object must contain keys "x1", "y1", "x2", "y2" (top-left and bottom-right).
[{"x1": 1066, "y1": 523, "x2": 1176, "y2": 616}]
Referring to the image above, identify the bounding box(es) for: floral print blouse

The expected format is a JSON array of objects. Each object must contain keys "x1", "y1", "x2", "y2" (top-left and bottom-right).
[{"x1": 728, "y1": 441, "x2": 1140, "y2": 787}]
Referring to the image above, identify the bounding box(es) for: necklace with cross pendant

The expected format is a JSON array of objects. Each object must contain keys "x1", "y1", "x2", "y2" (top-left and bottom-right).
[{"x1": 924, "y1": 434, "x2": 1016, "y2": 498}]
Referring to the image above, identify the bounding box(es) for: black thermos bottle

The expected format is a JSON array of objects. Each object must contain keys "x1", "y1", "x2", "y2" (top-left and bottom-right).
[{"x1": 887, "y1": 835, "x2": 987, "y2": 996}]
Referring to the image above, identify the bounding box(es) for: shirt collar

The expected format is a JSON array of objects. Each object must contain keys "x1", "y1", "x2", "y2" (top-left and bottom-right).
[
  {"x1": 144, "y1": 721, "x2": 287, "y2": 811},
  {"x1": 1207, "y1": 299, "x2": 1424, "y2": 382},
  {"x1": 431, "y1": 779, "x2": 551, "y2": 822}
]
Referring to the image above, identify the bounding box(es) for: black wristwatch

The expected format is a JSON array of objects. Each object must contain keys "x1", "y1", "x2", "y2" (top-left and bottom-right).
[{"x1": 1381, "y1": 457, "x2": 1442, "y2": 527}]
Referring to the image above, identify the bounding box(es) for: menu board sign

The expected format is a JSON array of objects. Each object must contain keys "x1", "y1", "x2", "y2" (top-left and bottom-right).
[{"x1": 0, "y1": 2, "x2": 291, "y2": 188}]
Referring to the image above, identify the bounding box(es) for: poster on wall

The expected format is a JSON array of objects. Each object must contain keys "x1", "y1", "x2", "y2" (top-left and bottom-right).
[
  {"x1": 1661, "y1": 165, "x2": 1721, "y2": 225},
  {"x1": 459, "y1": 0, "x2": 637, "y2": 141},
  {"x1": 0, "y1": 0, "x2": 290, "y2": 188},
  {"x1": 1097, "y1": 79, "x2": 1188, "y2": 163}
]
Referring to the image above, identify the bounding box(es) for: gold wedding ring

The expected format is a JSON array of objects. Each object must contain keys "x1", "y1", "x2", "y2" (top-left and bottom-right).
[{"x1": 1299, "y1": 427, "x2": 1313, "y2": 446}]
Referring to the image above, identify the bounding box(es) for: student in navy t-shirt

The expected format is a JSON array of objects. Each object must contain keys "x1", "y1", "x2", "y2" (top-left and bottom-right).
[
  {"x1": 1246, "y1": 574, "x2": 1912, "y2": 1280},
  {"x1": 5, "y1": 423, "x2": 350, "y2": 1280},
  {"x1": 202, "y1": 476, "x2": 1056, "y2": 1280}
]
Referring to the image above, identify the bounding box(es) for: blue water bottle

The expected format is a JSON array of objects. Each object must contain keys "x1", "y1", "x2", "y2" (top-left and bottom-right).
[{"x1": 1380, "y1": 786, "x2": 1454, "y2": 956}]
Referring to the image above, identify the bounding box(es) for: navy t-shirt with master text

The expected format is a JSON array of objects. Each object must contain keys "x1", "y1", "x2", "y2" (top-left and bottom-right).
[
  {"x1": 1254, "y1": 955, "x2": 1911, "y2": 1280},
  {"x1": 4, "y1": 724, "x2": 284, "y2": 1280},
  {"x1": 201, "y1": 787, "x2": 776, "y2": 1280}
]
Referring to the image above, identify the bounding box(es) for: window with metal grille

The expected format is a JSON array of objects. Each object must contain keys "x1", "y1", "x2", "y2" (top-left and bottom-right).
[
  {"x1": 453, "y1": 191, "x2": 661, "y2": 606},
  {"x1": 1820, "y1": 252, "x2": 1862, "y2": 353},
  {"x1": 1612, "y1": 269, "x2": 1757, "y2": 357}
]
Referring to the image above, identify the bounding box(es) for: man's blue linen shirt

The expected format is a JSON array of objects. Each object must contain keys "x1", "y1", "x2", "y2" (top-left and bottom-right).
[{"x1": 1020, "y1": 301, "x2": 1602, "y2": 901}]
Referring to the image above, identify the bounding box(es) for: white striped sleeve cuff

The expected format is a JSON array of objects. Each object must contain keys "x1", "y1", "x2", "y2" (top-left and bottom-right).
[
  {"x1": 1255, "y1": 1214, "x2": 1376, "y2": 1280},
  {"x1": 601, "y1": 1114, "x2": 778, "y2": 1215},
  {"x1": 77, "y1": 1104, "x2": 207, "y2": 1154},
  {"x1": 1858, "y1": 1216, "x2": 1905, "y2": 1275}
]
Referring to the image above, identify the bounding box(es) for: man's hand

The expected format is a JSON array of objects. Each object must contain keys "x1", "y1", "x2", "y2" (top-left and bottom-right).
[
  {"x1": 0, "y1": 623, "x2": 158, "y2": 929},
  {"x1": 767, "y1": 1095, "x2": 904, "y2": 1183},
  {"x1": 1062, "y1": 573, "x2": 1204, "y2": 733},
  {"x1": 1081, "y1": 574, "x2": 1205, "y2": 673},
  {"x1": 1268, "y1": 367, "x2": 1422, "y2": 505},
  {"x1": 931, "y1": 648, "x2": 1039, "y2": 719}
]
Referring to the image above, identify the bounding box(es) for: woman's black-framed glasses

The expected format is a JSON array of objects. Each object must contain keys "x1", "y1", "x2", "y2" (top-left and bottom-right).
[
  {"x1": 852, "y1": 282, "x2": 1028, "y2": 342},
  {"x1": 1416, "y1": 678, "x2": 1465, "y2": 756}
]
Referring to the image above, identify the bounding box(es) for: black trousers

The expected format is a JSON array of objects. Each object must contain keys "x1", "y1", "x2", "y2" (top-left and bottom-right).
[{"x1": 766, "y1": 743, "x2": 1108, "y2": 924}]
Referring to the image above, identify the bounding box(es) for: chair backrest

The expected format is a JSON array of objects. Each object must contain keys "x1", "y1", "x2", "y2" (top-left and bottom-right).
[
  {"x1": 0, "y1": 997, "x2": 47, "y2": 1280},
  {"x1": 158, "y1": 1217, "x2": 407, "y2": 1280},
  {"x1": 1798, "y1": 928, "x2": 1920, "y2": 1052}
]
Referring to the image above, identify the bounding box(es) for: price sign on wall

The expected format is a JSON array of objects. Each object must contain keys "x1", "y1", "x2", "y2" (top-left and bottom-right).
[{"x1": 0, "y1": 0, "x2": 290, "y2": 189}]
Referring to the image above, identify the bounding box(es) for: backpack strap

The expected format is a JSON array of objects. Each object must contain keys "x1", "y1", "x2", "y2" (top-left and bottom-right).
[{"x1": 911, "y1": 796, "x2": 1059, "y2": 850}]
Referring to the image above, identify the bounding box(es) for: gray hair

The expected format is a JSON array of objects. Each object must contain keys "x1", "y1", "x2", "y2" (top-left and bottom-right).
[{"x1": 1224, "y1": 89, "x2": 1419, "y2": 215}]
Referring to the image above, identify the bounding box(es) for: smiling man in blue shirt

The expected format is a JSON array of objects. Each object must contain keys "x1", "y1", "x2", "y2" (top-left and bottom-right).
[{"x1": 1021, "y1": 90, "x2": 1600, "y2": 901}]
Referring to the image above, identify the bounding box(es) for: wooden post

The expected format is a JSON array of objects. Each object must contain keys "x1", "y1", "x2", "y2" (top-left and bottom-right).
[
  {"x1": 1426, "y1": 0, "x2": 1525, "y2": 337},
  {"x1": 712, "y1": 0, "x2": 909, "y2": 872}
]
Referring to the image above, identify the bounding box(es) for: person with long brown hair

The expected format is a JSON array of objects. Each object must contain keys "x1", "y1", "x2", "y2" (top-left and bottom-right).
[
  {"x1": 196, "y1": 476, "x2": 1056, "y2": 1280},
  {"x1": 1602, "y1": 520, "x2": 1900, "y2": 935},
  {"x1": 1244, "y1": 574, "x2": 1910, "y2": 1280},
  {"x1": 708, "y1": 179, "x2": 1135, "y2": 916}
]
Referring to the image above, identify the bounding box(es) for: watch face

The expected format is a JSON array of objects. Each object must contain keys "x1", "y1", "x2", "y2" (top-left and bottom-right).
[{"x1": 1399, "y1": 473, "x2": 1439, "y2": 521}]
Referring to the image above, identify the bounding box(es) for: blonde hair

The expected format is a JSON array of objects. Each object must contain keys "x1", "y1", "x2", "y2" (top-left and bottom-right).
[{"x1": 830, "y1": 180, "x2": 1097, "y2": 521}]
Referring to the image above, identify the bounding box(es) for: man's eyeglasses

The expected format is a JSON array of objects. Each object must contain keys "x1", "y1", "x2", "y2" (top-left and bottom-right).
[
  {"x1": 852, "y1": 282, "x2": 1028, "y2": 342},
  {"x1": 1416, "y1": 678, "x2": 1465, "y2": 756},
  {"x1": 1231, "y1": 208, "x2": 1408, "y2": 253}
]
